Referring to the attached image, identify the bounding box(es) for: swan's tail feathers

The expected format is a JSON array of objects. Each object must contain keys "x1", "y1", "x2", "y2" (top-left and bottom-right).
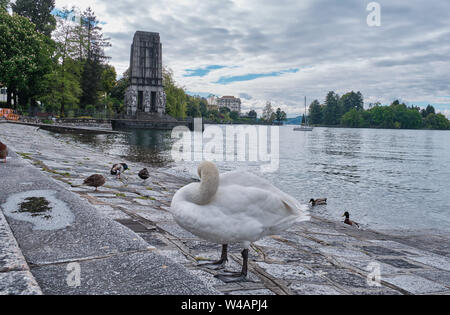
[{"x1": 282, "y1": 201, "x2": 310, "y2": 223}]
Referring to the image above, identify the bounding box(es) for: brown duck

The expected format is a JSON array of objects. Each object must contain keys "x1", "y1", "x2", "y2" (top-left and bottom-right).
[
  {"x1": 83, "y1": 174, "x2": 106, "y2": 191},
  {"x1": 138, "y1": 168, "x2": 150, "y2": 181},
  {"x1": 309, "y1": 198, "x2": 327, "y2": 206},
  {"x1": 0, "y1": 141, "x2": 7, "y2": 163}
]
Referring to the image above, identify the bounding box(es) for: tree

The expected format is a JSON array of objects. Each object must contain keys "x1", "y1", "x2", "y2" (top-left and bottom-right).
[
  {"x1": 247, "y1": 110, "x2": 257, "y2": 120},
  {"x1": 0, "y1": 10, "x2": 54, "y2": 110},
  {"x1": 110, "y1": 68, "x2": 130, "y2": 102},
  {"x1": 12, "y1": 0, "x2": 57, "y2": 36},
  {"x1": 340, "y1": 91, "x2": 364, "y2": 113},
  {"x1": 0, "y1": 0, "x2": 9, "y2": 11},
  {"x1": 163, "y1": 67, "x2": 187, "y2": 118},
  {"x1": 275, "y1": 108, "x2": 287, "y2": 123},
  {"x1": 323, "y1": 91, "x2": 340, "y2": 125},
  {"x1": 261, "y1": 102, "x2": 274, "y2": 122},
  {"x1": 186, "y1": 98, "x2": 201, "y2": 117},
  {"x1": 309, "y1": 100, "x2": 322, "y2": 124},
  {"x1": 230, "y1": 111, "x2": 240, "y2": 121},
  {"x1": 78, "y1": 7, "x2": 111, "y2": 109}
]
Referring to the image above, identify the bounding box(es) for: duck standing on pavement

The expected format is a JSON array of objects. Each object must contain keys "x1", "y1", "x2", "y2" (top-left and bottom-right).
[
  {"x1": 0, "y1": 141, "x2": 8, "y2": 163},
  {"x1": 111, "y1": 163, "x2": 129, "y2": 179}
]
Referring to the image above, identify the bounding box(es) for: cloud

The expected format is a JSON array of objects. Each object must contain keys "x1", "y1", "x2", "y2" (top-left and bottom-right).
[{"x1": 54, "y1": 0, "x2": 450, "y2": 116}]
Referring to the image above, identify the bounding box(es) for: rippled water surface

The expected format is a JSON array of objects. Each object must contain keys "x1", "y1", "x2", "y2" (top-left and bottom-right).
[{"x1": 56, "y1": 126, "x2": 450, "y2": 231}]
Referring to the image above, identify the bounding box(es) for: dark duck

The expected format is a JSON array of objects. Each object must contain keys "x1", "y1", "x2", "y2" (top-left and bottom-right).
[
  {"x1": 111, "y1": 163, "x2": 129, "y2": 179},
  {"x1": 343, "y1": 211, "x2": 360, "y2": 228},
  {"x1": 138, "y1": 168, "x2": 150, "y2": 181},
  {"x1": 83, "y1": 174, "x2": 106, "y2": 191},
  {"x1": 0, "y1": 141, "x2": 7, "y2": 163},
  {"x1": 309, "y1": 198, "x2": 327, "y2": 206}
]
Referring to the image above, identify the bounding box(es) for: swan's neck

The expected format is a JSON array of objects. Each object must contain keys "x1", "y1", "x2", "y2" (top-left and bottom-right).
[{"x1": 188, "y1": 173, "x2": 219, "y2": 205}]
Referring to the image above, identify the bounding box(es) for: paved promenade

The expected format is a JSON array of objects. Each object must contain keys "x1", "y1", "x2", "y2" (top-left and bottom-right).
[{"x1": 1, "y1": 123, "x2": 449, "y2": 295}]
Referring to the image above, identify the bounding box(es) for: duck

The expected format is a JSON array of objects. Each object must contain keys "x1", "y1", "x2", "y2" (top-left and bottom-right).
[
  {"x1": 170, "y1": 161, "x2": 310, "y2": 283},
  {"x1": 0, "y1": 141, "x2": 7, "y2": 163},
  {"x1": 343, "y1": 211, "x2": 360, "y2": 228},
  {"x1": 110, "y1": 163, "x2": 129, "y2": 179},
  {"x1": 309, "y1": 198, "x2": 327, "y2": 206},
  {"x1": 138, "y1": 168, "x2": 150, "y2": 181},
  {"x1": 83, "y1": 174, "x2": 106, "y2": 191}
]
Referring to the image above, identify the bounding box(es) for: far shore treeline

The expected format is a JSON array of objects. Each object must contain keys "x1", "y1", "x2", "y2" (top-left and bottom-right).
[
  {"x1": 308, "y1": 91, "x2": 450, "y2": 130},
  {"x1": 1, "y1": 1, "x2": 449, "y2": 130}
]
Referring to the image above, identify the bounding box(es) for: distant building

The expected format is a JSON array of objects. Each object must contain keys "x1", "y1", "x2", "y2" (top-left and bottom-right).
[
  {"x1": 217, "y1": 96, "x2": 241, "y2": 113},
  {"x1": 207, "y1": 95, "x2": 218, "y2": 106},
  {"x1": 0, "y1": 86, "x2": 8, "y2": 103}
]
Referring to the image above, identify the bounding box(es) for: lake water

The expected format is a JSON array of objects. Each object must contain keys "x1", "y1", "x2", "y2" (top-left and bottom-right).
[{"x1": 58, "y1": 126, "x2": 450, "y2": 232}]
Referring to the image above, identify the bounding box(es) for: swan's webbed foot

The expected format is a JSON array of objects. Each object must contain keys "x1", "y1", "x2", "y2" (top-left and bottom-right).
[
  {"x1": 198, "y1": 259, "x2": 227, "y2": 270},
  {"x1": 214, "y1": 272, "x2": 247, "y2": 283},
  {"x1": 214, "y1": 248, "x2": 249, "y2": 283},
  {"x1": 198, "y1": 244, "x2": 228, "y2": 270}
]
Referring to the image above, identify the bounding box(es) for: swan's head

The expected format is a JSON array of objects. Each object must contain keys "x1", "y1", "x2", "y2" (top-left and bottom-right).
[
  {"x1": 197, "y1": 161, "x2": 219, "y2": 180},
  {"x1": 188, "y1": 161, "x2": 219, "y2": 205}
]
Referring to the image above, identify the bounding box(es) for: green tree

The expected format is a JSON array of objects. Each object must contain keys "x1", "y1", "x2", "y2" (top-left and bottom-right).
[
  {"x1": 163, "y1": 67, "x2": 187, "y2": 118},
  {"x1": 247, "y1": 110, "x2": 257, "y2": 120},
  {"x1": 110, "y1": 68, "x2": 130, "y2": 102},
  {"x1": 0, "y1": 10, "x2": 54, "y2": 110},
  {"x1": 11, "y1": 0, "x2": 57, "y2": 36},
  {"x1": 309, "y1": 100, "x2": 322, "y2": 124},
  {"x1": 230, "y1": 111, "x2": 240, "y2": 121},
  {"x1": 340, "y1": 91, "x2": 364, "y2": 113},
  {"x1": 186, "y1": 98, "x2": 201, "y2": 117},
  {"x1": 323, "y1": 91, "x2": 340, "y2": 125},
  {"x1": 0, "y1": 0, "x2": 9, "y2": 11}
]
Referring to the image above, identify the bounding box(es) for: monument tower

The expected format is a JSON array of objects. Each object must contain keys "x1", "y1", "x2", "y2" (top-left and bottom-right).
[{"x1": 124, "y1": 31, "x2": 166, "y2": 118}]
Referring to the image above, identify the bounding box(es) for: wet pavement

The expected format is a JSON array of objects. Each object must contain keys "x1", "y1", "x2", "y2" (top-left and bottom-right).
[{"x1": 1, "y1": 123, "x2": 449, "y2": 295}]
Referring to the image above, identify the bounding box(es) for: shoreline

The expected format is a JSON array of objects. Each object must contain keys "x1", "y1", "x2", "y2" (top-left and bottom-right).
[{"x1": 1, "y1": 123, "x2": 449, "y2": 295}]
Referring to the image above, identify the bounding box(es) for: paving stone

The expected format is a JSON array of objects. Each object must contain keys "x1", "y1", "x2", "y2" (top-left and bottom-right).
[
  {"x1": 313, "y1": 266, "x2": 371, "y2": 289},
  {"x1": 227, "y1": 289, "x2": 275, "y2": 295},
  {"x1": 254, "y1": 237, "x2": 296, "y2": 251},
  {"x1": 256, "y1": 262, "x2": 327, "y2": 283},
  {"x1": 31, "y1": 251, "x2": 219, "y2": 295},
  {"x1": 262, "y1": 248, "x2": 332, "y2": 266},
  {"x1": 91, "y1": 204, "x2": 131, "y2": 220},
  {"x1": 0, "y1": 271, "x2": 42, "y2": 295},
  {"x1": 383, "y1": 274, "x2": 448, "y2": 294},
  {"x1": 378, "y1": 258, "x2": 422, "y2": 269},
  {"x1": 413, "y1": 269, "x2": 450, "y2": 287},
  {"x1": 158, "y1": 249, "x2": 192, "y2": 264},
  {"x1": 157, "y1": 222, "x2": 199, "y2": 239},
  {"x1": 319, "y1": 246, "x2": 370, "y2": 259},
  {"x1": 407, "y1": 255, "x2": 450, "y2": 272},
  {"x1": 361, "y1": 246, "x2": 404, "y2": 257},
  {"x1": 289, "y1": 283, "x2": 344, "y2": 295},
  {"x1": 0, "y1": 212, "x2": 29, "y2": 273}
]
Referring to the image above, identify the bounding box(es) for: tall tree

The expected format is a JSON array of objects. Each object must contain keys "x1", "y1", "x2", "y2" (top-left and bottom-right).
[
  {"x1": 11, "y1": 0, "x2": 57, "y2": 36},
  {"x1": 309, "y1": 100, "x2": 322, "y2": 124},
  {"x1": 261, "y1": 102, "x2": 274, "y2": 122},
  {"x1": 323, "y1": 91, "x2": 340, "y2": 125},
  {"x1": 78, "y1": 7, "x2": 111, "y2": 109}
]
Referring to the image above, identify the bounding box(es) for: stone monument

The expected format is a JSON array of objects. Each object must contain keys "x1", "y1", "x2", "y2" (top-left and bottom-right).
[{"x1": 124, "y1": 31, "x2": 166, "y2": 118}]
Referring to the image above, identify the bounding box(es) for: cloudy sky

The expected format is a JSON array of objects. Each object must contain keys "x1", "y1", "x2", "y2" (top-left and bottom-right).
[{"x1": 54, "y1": 0, "x2": 450, "y2": 117}]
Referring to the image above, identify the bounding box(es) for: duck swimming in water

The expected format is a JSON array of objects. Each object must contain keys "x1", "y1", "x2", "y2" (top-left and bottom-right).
[
  {"x1": 343, "y1": 211, "x2": 360, "y2": 228},
  {"x1": 0, "y1": 141, "x2": 7, "y2": 163},
  {"x1": 170, "y1": 161, "x2": 310, "y2": 283},
  {"x1": 111, "y1": 163, "x2": 129, "y2": 179},
  {"x1": 309, "y1": 198, "x2": 327, "y2": 206}
]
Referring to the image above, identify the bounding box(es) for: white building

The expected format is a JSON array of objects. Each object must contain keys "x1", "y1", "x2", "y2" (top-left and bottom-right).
[
  {"x1": 217, "y1": 96, "x2": 241, "y2": 113},
  {"x1": 0, "y1": 87, "x2": 7, "y2": 103}
]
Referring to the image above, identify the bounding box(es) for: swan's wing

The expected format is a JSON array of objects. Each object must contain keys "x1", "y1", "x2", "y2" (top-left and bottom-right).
[{"x1": 220, "y1": 171, "x2": 305, "y2": 216}]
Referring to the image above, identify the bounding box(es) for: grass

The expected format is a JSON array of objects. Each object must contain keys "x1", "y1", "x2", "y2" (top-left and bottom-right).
[{"x1": 17, "y1": 152, "x2": 32, "y2": 160}]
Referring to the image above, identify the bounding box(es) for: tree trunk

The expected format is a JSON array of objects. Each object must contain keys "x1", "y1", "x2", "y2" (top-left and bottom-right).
[{"x1": 6, "y1": 88, "x2": 12, "y2": 108}]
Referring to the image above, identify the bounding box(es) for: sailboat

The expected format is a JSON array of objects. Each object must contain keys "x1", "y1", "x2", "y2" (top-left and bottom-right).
[{"x1": 294, "y1": 96, "x2": 313, "y2": 131}]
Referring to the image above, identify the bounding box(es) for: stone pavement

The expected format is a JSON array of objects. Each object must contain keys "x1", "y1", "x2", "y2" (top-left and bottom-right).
[{"x1": 1, "y1": 123, "x2": 449, "y2": 295}]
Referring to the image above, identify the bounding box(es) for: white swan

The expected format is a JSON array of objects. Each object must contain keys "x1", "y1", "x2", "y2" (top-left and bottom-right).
[{"x1": 170, "y1": 161, "x2": 310, "y2": 282}]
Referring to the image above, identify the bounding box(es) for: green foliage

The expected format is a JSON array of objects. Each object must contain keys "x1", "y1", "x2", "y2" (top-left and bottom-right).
[
  {"x1": 163, "y1": 67, "x2": 187, "y2": 119},
  {"x1": 247, "y1": 110, "x2": 257, "y2": 120},
  {"x1": 11, "y1": 0, "x2": 56, "y2": 36},
  {"x1": 275, "y1": 108, "x2": 287, "y2": 122},
  {"x1": 323, "y1": 91, "x2": 340, "y2": 125},
  {"x1": 0, "y1": 0, "x2": 9, "y2": 11},
  {"x1": 309, "y1": 99, "x2": 322, "y2": 125},
  {"x1": 261, "y1": 102, "x2": 275, "y2": 122}
]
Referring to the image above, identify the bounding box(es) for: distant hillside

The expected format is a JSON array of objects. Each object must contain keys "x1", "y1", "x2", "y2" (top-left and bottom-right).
[{"x1": 285, "y1": 115, "x2": 304, "y2": 125}]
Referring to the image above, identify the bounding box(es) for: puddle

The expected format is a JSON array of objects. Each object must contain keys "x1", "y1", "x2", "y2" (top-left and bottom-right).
[{"x1": 2, "y1": 190, "x2": 75, "y2": 230}]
